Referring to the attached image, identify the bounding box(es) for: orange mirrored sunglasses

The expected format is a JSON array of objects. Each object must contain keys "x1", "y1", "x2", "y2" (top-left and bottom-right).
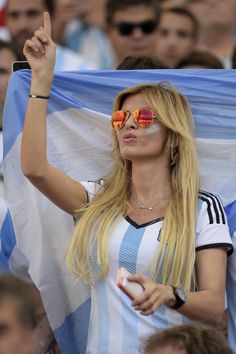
[{"x1": 111, "y1": 108, "x2": 158, "y2": 130}]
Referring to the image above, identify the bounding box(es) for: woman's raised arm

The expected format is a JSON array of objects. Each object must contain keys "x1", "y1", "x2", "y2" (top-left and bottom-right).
[{"x1": 21, "y1": 12, "x2": 87, "y2": 216}]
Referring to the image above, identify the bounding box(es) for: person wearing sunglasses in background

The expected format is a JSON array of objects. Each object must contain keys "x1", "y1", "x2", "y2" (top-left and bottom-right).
[
  {"x1": 21, "y1": 12, "x2": 233, "y2": 354},
  {"x1": 105, "y1": 0, "x2": 161, "y2": 68}
]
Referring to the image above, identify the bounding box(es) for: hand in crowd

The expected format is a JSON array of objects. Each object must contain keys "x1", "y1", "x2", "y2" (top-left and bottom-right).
[
  {"x1": 23, "y1": 12, "x2": 56, "y2": 84},
  {"x1": 128, "y1": 274, "x2": 176, "y2": 316},
  {"x1": 54, "y1": 0, "x2": 106, "y2": 32}
]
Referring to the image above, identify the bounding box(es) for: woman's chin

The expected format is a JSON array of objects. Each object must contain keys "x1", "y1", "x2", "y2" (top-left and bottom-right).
[
  {"x1": 120, "y1": 149, "x2": 138, "y2": 161},
  {"x1": 121, "y1": 152, "x2": 145, "y2": 162}
]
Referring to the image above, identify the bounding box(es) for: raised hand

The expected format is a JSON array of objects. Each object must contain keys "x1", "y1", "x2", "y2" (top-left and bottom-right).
[{"x1": 23, "y1": 12, "x2": 56, "y2": 86}]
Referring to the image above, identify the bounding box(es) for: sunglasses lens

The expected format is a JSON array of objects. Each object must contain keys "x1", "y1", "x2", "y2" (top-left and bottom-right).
[
  {"x1": 112, "y1": 110, "x2": 128, "y2": 130},
  {"x1": 117, "y1": 23, "x2": 133, "y2": 36},
  {"x1": 115, "y1": 20, "x2": 157, "y2": 36},
  {"x1": 135, "y1": 108, "x2": 154, "y2": 127},
  {"x1": 141, "y1": 21, "x2": 157, "y2": 34}
]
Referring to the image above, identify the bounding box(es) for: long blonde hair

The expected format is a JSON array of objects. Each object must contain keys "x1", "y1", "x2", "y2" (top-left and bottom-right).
[{"x1": 66, "y1": 83, "x2": 200, "y2": 291}]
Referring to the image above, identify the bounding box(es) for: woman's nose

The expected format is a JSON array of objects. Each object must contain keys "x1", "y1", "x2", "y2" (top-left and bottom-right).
[{"x1": 124, "y1": 113, "x2": 138, "y2": 129}]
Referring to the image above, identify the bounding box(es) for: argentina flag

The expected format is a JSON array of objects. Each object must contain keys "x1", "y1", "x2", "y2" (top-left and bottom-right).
[{"x1": 1, "y1": 69, "x2": 236, "y2": 353}]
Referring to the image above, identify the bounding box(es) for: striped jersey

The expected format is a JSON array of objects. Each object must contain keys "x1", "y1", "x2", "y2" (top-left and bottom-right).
[{"x1": 81, "y1": 182, "x2": 233, "y2": 354}]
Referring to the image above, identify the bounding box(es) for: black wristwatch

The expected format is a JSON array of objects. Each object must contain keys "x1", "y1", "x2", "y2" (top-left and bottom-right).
[{"x1": 171, "y1": 286, "x2": 186, "y2": 309}]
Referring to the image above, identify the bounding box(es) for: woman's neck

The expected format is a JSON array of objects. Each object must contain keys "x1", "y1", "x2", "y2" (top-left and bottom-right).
[{"x1": 131, "y1": 159, "x2": 172, "y2": 205}]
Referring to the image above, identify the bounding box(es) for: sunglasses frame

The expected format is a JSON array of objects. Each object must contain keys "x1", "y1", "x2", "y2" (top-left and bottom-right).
[
  {"x1": 111, "y1": 108, "x2": 158, "y2": 130},
  {"x1": 113, "y1": 20, "x2": 157, "y2": 36}
]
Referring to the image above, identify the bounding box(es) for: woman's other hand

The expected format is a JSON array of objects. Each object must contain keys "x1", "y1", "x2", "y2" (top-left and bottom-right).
[{"x1": 128, "y1": 274, "x2": 176, "y2": 316}]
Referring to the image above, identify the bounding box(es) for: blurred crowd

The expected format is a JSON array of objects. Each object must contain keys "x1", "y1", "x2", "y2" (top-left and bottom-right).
[{"x1": 0, "y1": 0, "x2": 235, "y2": 353}]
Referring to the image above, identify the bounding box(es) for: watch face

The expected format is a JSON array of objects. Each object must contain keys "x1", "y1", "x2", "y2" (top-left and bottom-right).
[{"x1": 176, "y1": 287, "x2": 186, "y2": 301}]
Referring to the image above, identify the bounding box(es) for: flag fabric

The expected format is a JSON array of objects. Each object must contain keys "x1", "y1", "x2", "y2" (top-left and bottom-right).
[{"x1": 1, "y1": 69, "x2": 236, "y2": 353}]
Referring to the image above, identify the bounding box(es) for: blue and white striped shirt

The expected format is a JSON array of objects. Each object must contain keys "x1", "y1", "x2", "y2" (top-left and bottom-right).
[{"x1": 82, "y1": 182, "x2": 233, "y2": 354}]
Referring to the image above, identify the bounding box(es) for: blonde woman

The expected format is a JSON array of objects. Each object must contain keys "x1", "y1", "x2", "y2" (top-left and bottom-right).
[{"x1": 21, "y1": 12, "x2": 233, "y2": 354}]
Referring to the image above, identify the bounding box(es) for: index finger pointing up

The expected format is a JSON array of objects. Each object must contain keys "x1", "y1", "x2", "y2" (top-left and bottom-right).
[{"x1": 43, "y1": 11, "x2": 51, "y2": 38}]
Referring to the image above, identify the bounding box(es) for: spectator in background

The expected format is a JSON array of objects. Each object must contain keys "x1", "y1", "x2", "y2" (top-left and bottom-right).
[
  {"x1": 25, "y1": 282, "x2": 60, "y2": 354},
  {"x1": 116, "y1": 54, "x2": 170, "y2": 69},
  {"x1": 4, "y1": 0, "x2": 97, "y2": 70},
  {"x1": 155, "y1": 7, "x2": 198, "y2": 68},
  {"x1": 53, "y1": 0, "x2": 115, "y2": 69},
  {"x1": 106, "y1": 0, "x2": 161, "y2": 68},
  {"x1": 5, "y1": 0, "x2": 54, "y2": 51},
  {"x1": 0, "y1": 272, "x2": 59, "y2": 354},
  {"x1": 176, "y1": 50, "x2": 224, "y2": 69},
  {"x1": 0, "y1": 274, "x2": 35, "y2": 354},
  {"x1": 0, "y1": 40, "x2": 21, "y2": 196},
  {"x1": 186, "y1": 0, "x2": 236, "y2": 68},
  {"x1": 144, "y1": 324, "x2": 232, "y2": 354}
]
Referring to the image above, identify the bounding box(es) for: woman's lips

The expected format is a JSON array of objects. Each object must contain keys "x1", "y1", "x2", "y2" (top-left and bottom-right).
[{"x1": 122, "y1": 133, "x2": 137, "y2": 143}]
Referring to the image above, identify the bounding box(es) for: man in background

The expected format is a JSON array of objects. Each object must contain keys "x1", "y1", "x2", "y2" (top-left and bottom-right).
[
  {"x1": 4, "y1": 0, "x2": 96, "y2": 70},
  {"x1": 0, "y1": 274, "x2": 35, "y2": 354},
  {"x1": 186, "y1": 0, "x2": 236, "y2": 68},
  {"x1": 155, "y1": 7, "x2": 198, "y2": 67},
  {"x1": 106, "y1": 0, "x2": 161, "y2": 67},
  {"x1": 144, "y1": 324, "x2": 232, "y2": 354}
]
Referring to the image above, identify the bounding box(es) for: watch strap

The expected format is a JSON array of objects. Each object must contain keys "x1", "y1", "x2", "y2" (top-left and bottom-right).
[{"x1": 171, "y1": 286, "x2": 186, "y2": 309}]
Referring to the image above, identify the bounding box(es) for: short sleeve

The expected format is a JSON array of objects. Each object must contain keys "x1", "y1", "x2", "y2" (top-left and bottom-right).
[
  {"x1": 196, "y1": 191, "x2": 233, "y2": 256},
  {"x1": 80, "y1": 180, "x2": 103, "y2": 203}
]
